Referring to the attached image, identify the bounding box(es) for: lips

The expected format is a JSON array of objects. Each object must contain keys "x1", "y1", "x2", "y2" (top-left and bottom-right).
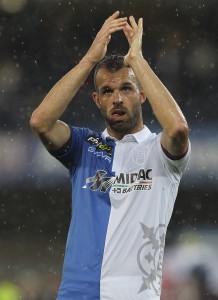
[{"x1": 110, "y1": 108, "x2": 127, "y2": 121}]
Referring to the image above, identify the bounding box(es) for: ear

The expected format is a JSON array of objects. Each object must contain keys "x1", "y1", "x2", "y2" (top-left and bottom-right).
[
  {"x1": 92, "y1": 92, "x2": 101, "y2": 108},
  {"x1": 140, "y1": 90, "x2": 146, "y2": 104}
]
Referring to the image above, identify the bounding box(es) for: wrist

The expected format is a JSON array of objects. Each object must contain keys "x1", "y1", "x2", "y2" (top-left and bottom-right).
[
  {"x1": 80, "y1": 54, "x2": 98, "y2": 69},
  {"x1": 124, "y1": 52, "x2": 144, "y2": 67},
  {"x1": 81, "y1": 48, "x2": 104, "y2": 66}
]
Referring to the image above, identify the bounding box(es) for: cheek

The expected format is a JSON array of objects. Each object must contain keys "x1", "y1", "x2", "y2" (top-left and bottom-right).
[
  {"x1": 128, "y1": 96, "x2": 141, "y2": 107},
  {"x1": 99, "y1": 99, "x2": 111, "y2": 111},
  {"x1": 130, "y1": 99, "x2": 142, "y2": 113},
  {"x1": 99, "y1": 103, "x2": 108, "y2": 116}
]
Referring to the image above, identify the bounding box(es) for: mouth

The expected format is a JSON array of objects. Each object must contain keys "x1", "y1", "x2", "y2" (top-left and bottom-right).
[{"x1": 111, "y1": 108, "x2": 127, "y2": 121}]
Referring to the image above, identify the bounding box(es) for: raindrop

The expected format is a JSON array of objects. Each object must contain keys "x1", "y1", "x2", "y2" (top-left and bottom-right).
[
  {"x1": 175, "y1": 8, "x2": 179, "y2": 16},
  {"x1": 210, "y1": 63, "x2": 215, "y2": 69}
]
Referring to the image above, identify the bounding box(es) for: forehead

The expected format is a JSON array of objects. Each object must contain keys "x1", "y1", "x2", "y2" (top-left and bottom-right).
[{"x1": 96, "y1": 67, "x2": 137, "y2": 88}]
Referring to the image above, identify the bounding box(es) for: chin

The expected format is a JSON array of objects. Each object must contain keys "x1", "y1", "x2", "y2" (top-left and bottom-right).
[{"x1": 110, "y1": 122, "x2": 134, "y2": 133}]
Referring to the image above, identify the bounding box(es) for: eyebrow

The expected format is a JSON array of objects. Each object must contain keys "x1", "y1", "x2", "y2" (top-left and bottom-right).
[
  {"x1": 122, "y1": 82, "x2": 134, "y2": 86},
  {"x1": 99, "y1": 82, "x2": 134, "y2": 92},
  {"x1": 121, "y1": 82, "x2": 135, "y2": 88},
  {"x1": 99, "y1": 86, "x2": 112, "y2": 93}
]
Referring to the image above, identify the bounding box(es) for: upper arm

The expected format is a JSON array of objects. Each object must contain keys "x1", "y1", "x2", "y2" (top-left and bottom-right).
[
  {"x1": 161, "y1": 124, "x2": 189, "y2": 157},
  {"x1": 31, "y1": 120, "x2": 71, "y2": 151}
]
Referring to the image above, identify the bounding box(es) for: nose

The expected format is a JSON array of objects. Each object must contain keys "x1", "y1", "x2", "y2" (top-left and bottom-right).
[{"x1": 113, "y1": 90, "x2": 123, "y2": 104}]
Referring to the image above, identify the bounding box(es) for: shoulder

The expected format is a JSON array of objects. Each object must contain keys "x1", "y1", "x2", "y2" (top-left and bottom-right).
[
  {"x1": 68, "y1": 126, "x2": 103, "y2": 143},
  {"x1": 70, "y1": 126, "x2": 99, "y2": 137}
]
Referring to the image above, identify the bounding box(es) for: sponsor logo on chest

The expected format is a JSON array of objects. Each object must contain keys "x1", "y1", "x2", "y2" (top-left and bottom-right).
[
  {"x1": 83, "y1": 169, "x2": 153, "y2": 194},
  {"x1": 112, "y1": 168, "x2": 152, "y2": 193}
]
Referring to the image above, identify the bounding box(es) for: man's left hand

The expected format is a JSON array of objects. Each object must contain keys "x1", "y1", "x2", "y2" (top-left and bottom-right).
[{"x1": 123, "y1": 16, "x2": 143, "y2": 66}]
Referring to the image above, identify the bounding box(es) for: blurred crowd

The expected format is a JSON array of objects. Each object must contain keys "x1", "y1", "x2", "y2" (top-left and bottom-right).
[
  {"x1": 0, "y1": 273, "x2": 60, "y2": 300},
  {"x1": 1, "y1": 229, "x2": 218, "y2": 299},
  {"x1": 0, "y1": 0, "x2": 218, "y2": 130}
]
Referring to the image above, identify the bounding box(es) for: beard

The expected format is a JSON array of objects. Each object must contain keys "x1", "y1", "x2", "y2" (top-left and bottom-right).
[{"x1": 100, "y1": 102, "x2": 142, "y2": 134}]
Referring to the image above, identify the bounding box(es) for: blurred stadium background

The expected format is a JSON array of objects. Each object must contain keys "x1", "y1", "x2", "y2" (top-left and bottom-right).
[{"x1": 0, "y1": 0, "x2": 218, "y2": 299}]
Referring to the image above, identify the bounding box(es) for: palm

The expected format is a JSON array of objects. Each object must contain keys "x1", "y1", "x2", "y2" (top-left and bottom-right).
[{"x1": 85, "y1": 11, "x2": 127, "y2": 63}]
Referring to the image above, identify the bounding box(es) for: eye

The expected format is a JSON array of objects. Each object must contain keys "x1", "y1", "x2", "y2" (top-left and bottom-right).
[
  {"x1": 122, "y1": 86, "x2": 132, "y2": 92},
  {"x1": 102, "y1": 87, "x2": 113, "y2": 94}
]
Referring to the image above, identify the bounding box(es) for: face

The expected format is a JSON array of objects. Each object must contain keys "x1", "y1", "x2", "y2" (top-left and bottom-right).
[{"x1": 93, "y1": 67, "x2": 146, "y2": 139}]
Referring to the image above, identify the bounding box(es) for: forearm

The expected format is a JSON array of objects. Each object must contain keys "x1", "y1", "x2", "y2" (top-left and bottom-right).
[
  {"x1": 30, "y1": 12, "x2": 127, "y2": 150},
  {"x1": 30, "y1": 57, "x2": 95, "y2": 133},
  {"x1": 123, "y1": 16, "x2": 188, "y2": 155},
  {"x1": 129, "y1": 56, "x2": 188, "y2": 136}
]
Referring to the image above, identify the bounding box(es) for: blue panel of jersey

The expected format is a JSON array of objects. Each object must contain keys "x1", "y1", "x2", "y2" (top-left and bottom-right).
[{"x1": 50, "y1": 126, "x2": 115, "y2": 300}]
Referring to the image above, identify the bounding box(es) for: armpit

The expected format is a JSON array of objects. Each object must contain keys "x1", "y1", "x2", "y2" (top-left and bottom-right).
[{"x1": 49, "y1": 134, "x2": 72, "y2": 156}]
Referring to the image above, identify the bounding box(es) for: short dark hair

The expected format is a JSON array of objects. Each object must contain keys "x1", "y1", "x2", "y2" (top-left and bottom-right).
[{"x1": 94, "y1": 55, "x2": 126, "y2": 90}]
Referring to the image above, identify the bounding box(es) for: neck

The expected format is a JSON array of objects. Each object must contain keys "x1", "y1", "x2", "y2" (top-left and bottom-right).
[{"x1": 107, "y1": 123, "x2": 144, "y2": 140}]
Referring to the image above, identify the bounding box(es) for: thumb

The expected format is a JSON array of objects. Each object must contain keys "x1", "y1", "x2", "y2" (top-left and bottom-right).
[{"x1": 106, "y1": 34, "x2": 111, "y2": 44}]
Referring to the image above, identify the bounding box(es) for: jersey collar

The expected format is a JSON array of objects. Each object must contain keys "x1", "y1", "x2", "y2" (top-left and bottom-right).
[{"x1": 101, "y1": 126, "x2": 153, "y2": 144}]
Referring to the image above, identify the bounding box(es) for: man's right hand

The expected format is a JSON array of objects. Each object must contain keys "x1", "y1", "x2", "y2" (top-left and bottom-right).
[
  {"x1": 83, "y1": 11, "x2": 127, "y2": 64},
  {"x1": 30, "y1": 12, "x2": 127, "y2": 152}
]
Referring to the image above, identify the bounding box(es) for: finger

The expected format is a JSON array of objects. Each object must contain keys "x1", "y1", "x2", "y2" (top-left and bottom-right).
[
  {"x1": 111, "y1": 10, "x2": 120, "y2": 17},
  {"x1": 100, "y1": 18, "x2": 127, "y2": 34},
  {"x1": 109, "y1": 25, "x2": 126, "y2": 34},
  {"x1": 124, "y1": 22, "x2": 133, "y2": 31},
  {"x1": 108, "y1": 17, "x2": 127, "y2": 28},
  {"x1": 109, "y1": 18, "x2": 127, "y2": 27},
  {"x1": 110, "y1": 11, "x2": 120, "y2": 19},
  {"x1": 129, "y1": 15, "x2": 138, "y2": 29},
  {"x1": 107, "y1": 19, "x2": 127, "y2": 31},
  {"x1": 99, "y1": 22, "x2": 126, "y2": 39},
  {"x1": 138, "y1": 17, "x2": 143, "y2": 30},
  {"x1": 104, "y1": 18, "x2": 127, "y2": 29},
  {"x1": 98, "y1": 17, "x2": 127, "y2": 41},
  {"x1": 123, "y1": 28, "x2": 132, "y2": 44},
  {"x1": 106, "y1": 34, "x2": 111, "y2": 45},
  {"x1": 105, "y1": 11, "x2": 120, "y2": 23},
  {"x1": 123, "y1": 24, "x2": 134, "y2": 37}
]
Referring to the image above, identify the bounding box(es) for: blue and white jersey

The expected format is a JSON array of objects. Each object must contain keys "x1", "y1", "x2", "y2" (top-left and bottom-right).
[{"x1": 51, "y1": 125, "x2": 191, "y2": 300}]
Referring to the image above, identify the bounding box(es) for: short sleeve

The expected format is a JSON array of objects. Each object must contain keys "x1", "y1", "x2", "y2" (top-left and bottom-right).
[
  {"x1": 49, "y1": 126, "x2": 92, "y2": 171},
  {"x1": 156, "y1": 132, "x2": 191, "y2": 182}
]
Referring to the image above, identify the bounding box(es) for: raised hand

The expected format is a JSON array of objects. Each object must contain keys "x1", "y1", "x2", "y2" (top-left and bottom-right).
[
  {"x1": 123, "y1": 16, "x2": 143, "y2": 66},
  {"x1": 84, "y1": 11, "x2": 127, "y2": 64}
]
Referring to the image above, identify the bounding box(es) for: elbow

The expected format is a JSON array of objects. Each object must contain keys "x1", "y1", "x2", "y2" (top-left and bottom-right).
[
  {"x1": 166, "y1": 117, "x2": 189, "y2": 141},
  {"x1": 178, "y1": 120, "x2": 189, "y2": 138},
  {"x1": 29, "y1": 111, "x2": 49, "y2": 135},
  {"x1": 163, "y1": 119, "x2": 189, "y2": 156},
  {"x1": 170, "y1": 120, "x2": 189, "y2": 143}
]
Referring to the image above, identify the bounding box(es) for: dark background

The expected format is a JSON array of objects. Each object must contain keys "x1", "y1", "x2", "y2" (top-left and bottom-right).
[{"x1": 0, "y1": 0, "x2": 218, "y2": 299}]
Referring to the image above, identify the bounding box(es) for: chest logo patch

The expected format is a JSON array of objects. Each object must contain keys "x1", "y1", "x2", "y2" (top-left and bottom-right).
[{"x1": 132, "y1": 146, "x2": 146, "y2": 165}]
